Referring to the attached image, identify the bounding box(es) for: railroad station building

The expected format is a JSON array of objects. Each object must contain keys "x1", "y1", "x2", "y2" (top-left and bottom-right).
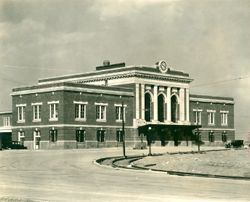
[{"x1": 9, "y1": 60, "x2": 235, "y2": 149}]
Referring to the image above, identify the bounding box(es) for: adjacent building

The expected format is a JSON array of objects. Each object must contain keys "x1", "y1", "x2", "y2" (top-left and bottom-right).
[
  {"x1": 9, "y1": 60, "x2": 235, "y2": 149},
  {"x1": 0, "y1": 112, "x2": 12, "y2": 149}
]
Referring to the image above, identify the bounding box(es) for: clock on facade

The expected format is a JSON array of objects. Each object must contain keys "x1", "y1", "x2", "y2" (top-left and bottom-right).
[{"x1": 158, "y1": 60, "x2": 168, "y2": 73}]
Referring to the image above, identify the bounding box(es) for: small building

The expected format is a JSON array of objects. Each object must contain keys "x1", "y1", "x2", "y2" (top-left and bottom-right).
[
  {"x1": 10, "y1": 60, "x2": 235, "y2": 149},
  {"x1": 0, "y1": 112, "x2": 12, "y2": 149}
]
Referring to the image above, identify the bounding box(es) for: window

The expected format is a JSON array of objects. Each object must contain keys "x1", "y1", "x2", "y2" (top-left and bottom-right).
[
  {"x1": 207, "y1": 110, "x2": 215, "y2": 125},
  {"x1": 115, "y1": 104, "x2": 126, "y2": 122},
  {"x1": 222, "y1": 132, "x2": 227, "y2": 142},
  {"x1": 208, "y1": 132, "x2": 214, "y2": 142},
  {"x1": 48, "y1": 101, "x2": 59, "y2": 121},
  {"x1": 95, "y1": 103, "x2": 107, "y2": 121},
  {"x1": 3, "y1": 116, "x2": 11, "y2": 127},
  {"x1": 74, "y1": 102, "x2": 87, "y2": 120},
  {"x1": 76, "y1": 129, "x2": 85, "y2": 142},
  {"x1": 221, "y1": 111, "x2": 228, "y2": 126},
  {"x1": 193, "y1": 109, "x2": 202, "y2": 125},
  {"x1": 17, "y1": 104, "x2": 26, "y2": 122},
  {"x1": 18, "y1": 131, "x2": 25, "y2": 145},
  {"x1": 32, "y1": 103, "x2": 42, "y2": 122},
  {"x1": 49, "y1": 129, "x2": 58, "y2": 142},
  {"x1": 97, "y1": 130, "x2": 105, "y2": 142},
  {"x1": 116, "y1": 130, "x2": 123, "y2": 142}
]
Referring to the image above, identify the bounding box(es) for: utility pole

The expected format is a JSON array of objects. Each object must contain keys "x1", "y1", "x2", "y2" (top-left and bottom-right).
[{"x1": 121, "y1": 101, "x2": 126, "y2": 158}]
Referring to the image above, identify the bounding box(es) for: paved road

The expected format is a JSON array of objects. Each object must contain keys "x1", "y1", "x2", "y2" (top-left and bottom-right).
[{"x1": 0, "y1": 147, "x2": 249, "y2": 202}]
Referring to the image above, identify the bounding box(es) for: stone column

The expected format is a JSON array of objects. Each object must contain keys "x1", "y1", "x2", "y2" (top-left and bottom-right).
[
  {"x1": 186, "y1": 88, "x2": 190, "y2": 122},
  {"x1": 167, "y1": 87, "x2": 171, "y2": 122},
  {"x1": 179, "y1": 88, "x2": 185, "y2": 121},
  {"x1": 141, "y1": 84, "x2": 145, "y2": 120},
  {"x1": 135, "y1": 83, "x2": 140, "y2": 119},
  {"x1": 153, "y1": 85, "x2": 158, "y2": 122}
]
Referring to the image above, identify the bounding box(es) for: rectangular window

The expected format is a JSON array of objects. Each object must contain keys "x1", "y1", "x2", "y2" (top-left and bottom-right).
[
  {"x1": 18, "y1": 131, "x2": 25, "y2": 145},
  {"x1": 115, "y1": 106, "x2": 126, "y2": 122},
  {"x1": 49, "y1": 102, "x2": 59, "y2": 121},
  {"x1": 3, "y1": 116, "x2": 11, "y2": 126},
  {"x1": 193, "y1": 110, "x2": 202, "y2": 125},
  {"x1": 97, "y1": 130, "x2": 105, "y2": 142},
  {"x1": 208, "y1": 132, "x2": 214, "y2": 142},
  {"x1": 76, "y1": 130, "x2": 85, "y2": 142},
  {"x1": 96, "y1": 105, "x2": 107, "y2": 121},
  {"x1": 75, "y1": 104, "x2": 86, "y2": 120},
  {"x1": 116, "y1": 130, "x2": 123, "y2": 142},
  {"x1": 221, "y1": 112, "x2": 228, "y2": 126},
  {"x1": 207, "y1": 111, "x2": 215, "y2": 125},
  {"x1": 17, "y1": 105, "x2": 26, "y2": 122},
  {"x1": 49, "y1": 129, "x2": 58, "y2": 142},
  {"x1": 33, "y1": 104, "x2": 41, "y2": 121}
]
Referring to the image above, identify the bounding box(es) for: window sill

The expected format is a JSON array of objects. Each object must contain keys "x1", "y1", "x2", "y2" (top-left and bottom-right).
[
  {"x1": 208, "y1": 123, "x2": 215, "y2": 126},
  {"x1": 221, "y1": 124, "x2": 228, "y2": 126},
  {"x1": 17, "y1": 120, "x2": 25, "y2": 123},
  {"x1": 75, "y1": 118, "x2": 86, "y2": 122},
  {"x1": 49, "y1": 118, "x2": 58, "y2": 122},
  {"x1": 96, "y1": 119, "x2": 107, "y2": 122},
  {"x1": 33, "y1": 119, "x2": 41, "y2": 122}
]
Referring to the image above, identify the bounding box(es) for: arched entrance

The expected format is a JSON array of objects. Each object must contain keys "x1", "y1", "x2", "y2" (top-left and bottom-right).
[
  {"x1": 158, "y1": 94, "x2": 165, "y2": 122},
  {"x1": 145, "y1": 93, "x2": 152, "y2": 122},
  {"x1": 171, "y1": 95, "x2": 178, "y2": 123}
]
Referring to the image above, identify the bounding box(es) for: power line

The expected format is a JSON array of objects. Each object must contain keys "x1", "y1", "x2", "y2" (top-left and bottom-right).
[{"x1": 191, "y1": 75, "x2": 250, "y2": 88}]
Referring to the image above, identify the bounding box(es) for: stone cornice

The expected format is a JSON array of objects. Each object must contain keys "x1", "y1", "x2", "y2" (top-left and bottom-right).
[{"x1": 77, "y1": 71, "x2": 193, "y2": 84}]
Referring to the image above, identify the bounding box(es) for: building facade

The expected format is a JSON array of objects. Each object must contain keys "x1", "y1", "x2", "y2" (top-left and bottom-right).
[
  {"x1": 9, "y1": 60, "x2": 234, "y2": 149},
  {"x1": 0, "y1": 112, "x2": 12, "y2": 149}
]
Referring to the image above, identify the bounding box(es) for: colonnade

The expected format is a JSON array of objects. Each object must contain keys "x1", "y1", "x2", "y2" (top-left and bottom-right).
[{"x1": 135, "y1": 83, "x2": 190, "y2": 124}]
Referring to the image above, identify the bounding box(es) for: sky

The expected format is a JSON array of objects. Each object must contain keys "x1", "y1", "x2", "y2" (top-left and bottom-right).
[{"x1": 0, "y1": 0, "x2": 250, "y2": 140}]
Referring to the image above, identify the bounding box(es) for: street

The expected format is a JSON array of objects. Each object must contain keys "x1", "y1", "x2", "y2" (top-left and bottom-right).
[{"x1": 0, "y1": 147, "x2": 249, "y2": 202}]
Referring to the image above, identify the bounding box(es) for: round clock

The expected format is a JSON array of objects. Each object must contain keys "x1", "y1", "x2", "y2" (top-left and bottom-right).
[{"x1": 158, "y1": 60, "x2": 168, "y2": 73}]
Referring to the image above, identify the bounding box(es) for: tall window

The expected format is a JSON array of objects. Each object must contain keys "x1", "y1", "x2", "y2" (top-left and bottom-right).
[
  {"x1": 115, "y1": 105, "x2": 126, "y2": 122},
  {"x1": 193, "y1": 109, "x2": 202, "y2": 125},
  {"x1": 18, "y1": 131, "x2": 25, "y2": 145},
  {"x1": 17, "y1": 105, "x2": 26, "y2": 122},
  {"x1": 145, "y1": 93, "x2": 152, "y2": 122},
  {"x1": 97, "y1": 130, "x2": 105, "y2": 142},
  {"x1": 221, "y1": 111, "x2": 228, "y2": 126},
  {"x1": 208, "y1": 132, "x2": 214, "y2": 142},
  {"x1": 171, "y1": 95, "x2": 179, "y2": 123},
  {"x1": 3, "y1": 116, "x2": 11, "y2": 126},
  {"x1": 207, "y1": 110, "x2": 215, "y2": 125},
  {"x1": 95, "y1": 103, "x2": 107, "y2": 121},
  {"x1": 49, "y1": 129, "x2": 57, "y2": 142},
  {"x1": 116, "y1": 130, "x2": 123, "y2": 142},
  {"x1": 32, "y1": 104, "x2": 42, "y2": 121},
  {"x1": 158, "y1": 94, "x2": 165, "y2": 122},
  {"x1": 76, "y1": 129, "x2": 85, "y2": 142},
  {"x1": 49, "y1": 101, "x2": 59, "y2": 121},
  {"x1": 75, "y1": 103, "x2": 87, "y2": 120}
]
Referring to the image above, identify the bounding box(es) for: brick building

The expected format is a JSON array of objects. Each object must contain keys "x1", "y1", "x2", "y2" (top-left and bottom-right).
[{"x1": 10, "y1": 60, "x2": 235, "y2": 149}]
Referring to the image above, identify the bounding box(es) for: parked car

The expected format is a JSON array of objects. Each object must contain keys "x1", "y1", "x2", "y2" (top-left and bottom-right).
[
  {"x1": 225, "y1": 140, "x2": 244, "y2": 148},
  {"x1": 4, "y1": 141, "x2": 27, "y2": 150}
]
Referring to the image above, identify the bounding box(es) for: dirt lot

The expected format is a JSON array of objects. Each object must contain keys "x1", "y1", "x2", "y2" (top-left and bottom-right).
[{"x1": 135, "y1": 148, "x2": 250, "y2": 177}]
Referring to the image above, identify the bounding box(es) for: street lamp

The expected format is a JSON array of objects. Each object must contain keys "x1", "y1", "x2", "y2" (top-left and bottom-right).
[{"x1": 148, "y1": 126, "x2": 152, "y2": 156}]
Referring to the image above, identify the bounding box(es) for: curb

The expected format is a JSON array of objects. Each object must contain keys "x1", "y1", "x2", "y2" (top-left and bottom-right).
[{"x1": 96, "y1": 148, "x2": 250, "y2": 181}]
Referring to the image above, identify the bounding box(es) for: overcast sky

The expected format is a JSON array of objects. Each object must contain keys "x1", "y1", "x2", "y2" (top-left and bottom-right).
[{"x1": 0, "y1": 0, "x2": 249, "y2": 140}]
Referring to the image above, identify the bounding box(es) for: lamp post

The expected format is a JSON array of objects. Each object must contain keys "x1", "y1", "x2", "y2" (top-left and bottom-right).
[
  {"x1": 121, "y1": 101, "x2": 126, "y2": 158},
  {"x1": 195, "y1": 103, "x2": 201, "y2": 153},
  {"x1": 148, "y1": 126, "x2": 152, "y2": 156}
]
